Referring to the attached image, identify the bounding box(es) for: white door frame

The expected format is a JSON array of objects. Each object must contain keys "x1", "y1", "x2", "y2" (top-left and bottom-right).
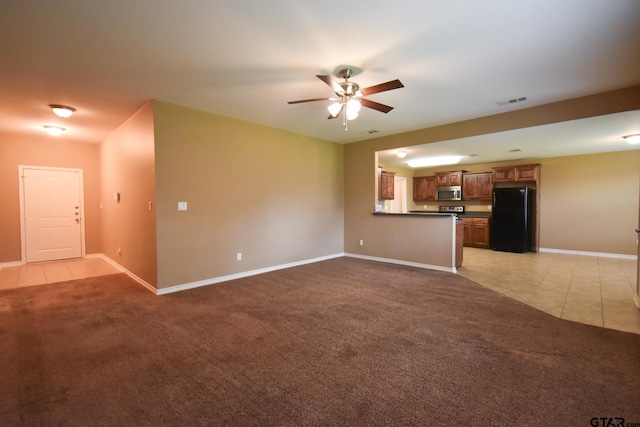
[{"x1": 18, "y1": 165, "x2": 86, "y2": 264}]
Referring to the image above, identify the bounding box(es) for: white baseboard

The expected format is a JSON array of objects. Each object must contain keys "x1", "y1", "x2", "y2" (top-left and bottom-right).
[
  {"x1": 538, "y1": 247, "x2": 638, "y2": 260},
  {"x1": 344, "y1": 253, "x2": 456, "y2": 274},
  {"x1": 91, "y1": 253, "x2": 157, "y2": 294},
  {"x1": 157, "y1": 253, "x2": 345, "y2": 295},
  {"x1": 0, "y1": 260, "x2": 23, "y2": 268}
]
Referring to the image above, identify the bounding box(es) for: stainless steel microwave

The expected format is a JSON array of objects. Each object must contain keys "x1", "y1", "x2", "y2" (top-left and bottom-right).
[{"x1": 436, "y1": 186, "x2": 462, "y2": 201}]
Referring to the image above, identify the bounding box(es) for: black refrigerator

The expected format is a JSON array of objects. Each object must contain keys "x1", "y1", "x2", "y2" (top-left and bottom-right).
[{"x1": 491, "y1": 187, "x2": 534, "y2": 253}]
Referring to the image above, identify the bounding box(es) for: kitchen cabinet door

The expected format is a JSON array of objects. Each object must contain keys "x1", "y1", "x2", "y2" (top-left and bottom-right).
[
  {"x1": 462, "y1": 174, "x2": 478, "y2": 200},
  {"x1": 472, "y1": 221, "x2": 490, "y2": 248},
  {"x1": 435, "y1": 171, "x2": 463, "y2": 187},
  {"x1": 514, "y1": 164, "x2": 540, "y2": 182},
  {"x1": 492, "y1": 164, "x2": 539, "y2": 183},
  {"x1": 476, "y1": 173, "x2": 493, "y2": 199},
  {"x1": 462, "y1": 172, "x2": 493, "y2": 200},
  {"x1": 462, "y1": 217, "x2": 490, "y2": 248},
  {"x1": 413, "y1": 177, "x2": 426, "y2": 201},
  {"x1": 380, "y1": 171, "x2": 395, "y2": 200},
  {"x1": 413, "y1": 176, "x2": 436, "y2": 201}
]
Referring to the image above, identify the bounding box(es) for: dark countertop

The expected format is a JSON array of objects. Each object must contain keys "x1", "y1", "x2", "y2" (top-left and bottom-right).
[
  {"x1": 375, "y1": 212, "x2": 455, "y2": 217},
  {"x1": 457, "y1": 212, "x2": 492, "y2": 218},
  {"x1": 407, "y1": 211, "x2": 492, "y2": 218}
]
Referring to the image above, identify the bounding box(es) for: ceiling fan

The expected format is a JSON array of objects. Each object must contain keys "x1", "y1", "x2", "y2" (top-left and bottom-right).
[{"x1": 288, "y1": 68, "x2": 404, "y2": 130}]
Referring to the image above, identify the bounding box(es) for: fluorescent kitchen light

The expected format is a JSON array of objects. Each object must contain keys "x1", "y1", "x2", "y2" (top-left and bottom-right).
[
  {"x1": 622, "y1": 134, "x2": 640, "y2": 144},
  {"x1": 407, "y1": 155, "x2": 462, "y2": 168}
]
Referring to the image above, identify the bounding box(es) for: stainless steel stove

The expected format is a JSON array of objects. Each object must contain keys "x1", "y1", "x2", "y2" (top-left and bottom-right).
[{"x1": 438, "y1": 206, "x2": 464, "y2": 215}]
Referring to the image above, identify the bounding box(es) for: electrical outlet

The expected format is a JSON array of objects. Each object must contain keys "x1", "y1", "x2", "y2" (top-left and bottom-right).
[
  {"x1": 117, "y1": 247, "x2": 121, "y2": 257},
  {"x1": 236, "y1": 252, "x2": 242, "y2": 261},
  {"x1": 359, "y1": 240, "x2": 364, "y2": 246}
]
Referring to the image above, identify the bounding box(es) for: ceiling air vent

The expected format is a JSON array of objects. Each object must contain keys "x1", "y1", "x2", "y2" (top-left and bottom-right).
[
  {"x1": 509, "y1": 148, "x2": 523, "y2": 152},
  {"x1": 362, "y1": 129, "x2": 379, "y2": 135},
  {"x1": 497, "y1": 97, "x2": 527, "y2": 106}
]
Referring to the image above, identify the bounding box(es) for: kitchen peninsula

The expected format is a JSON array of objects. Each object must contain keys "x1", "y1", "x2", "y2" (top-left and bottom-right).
[{"x1": 371, "y1": 211, "x2": 464, "y2": 271}]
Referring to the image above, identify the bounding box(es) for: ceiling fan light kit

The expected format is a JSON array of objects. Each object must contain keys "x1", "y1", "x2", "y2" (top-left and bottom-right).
[{"x1": 288, "y1": 67, "x2": 404, "y2": 131}]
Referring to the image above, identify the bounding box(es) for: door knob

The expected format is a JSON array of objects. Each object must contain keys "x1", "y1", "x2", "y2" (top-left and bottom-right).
[{"x1": 636, "y1": 228, "x2": 640, "y2": 233}]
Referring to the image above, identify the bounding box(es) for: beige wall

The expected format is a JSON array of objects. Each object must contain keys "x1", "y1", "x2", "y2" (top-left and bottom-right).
[
  {"x1": 153, "y1": 101, "x2": 344, "y2": 290},
  {"x1": 539, "y1": 150, "x2": 639, "y2": 254},
  {"x1": 345, "y1": 86, "x2": 640, "y2": 260},
  {"x1": 0, "y1": 134, "x2": 101, "y2": 262},
  {"x1": 100, "y1": 103, "x2": 157, "y2": 286}
]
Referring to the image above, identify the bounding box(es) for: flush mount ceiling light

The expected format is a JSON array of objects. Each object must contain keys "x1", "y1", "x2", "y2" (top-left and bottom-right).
[
  {"x1": 622, "y1": 134, "x2": 640, "y2": 144},
  {"x1": 407, "y1": 155, "x2": 462, "y2": 168},
  {"x1": 49, "y1": 104, "x2": 76, "y2": 118},
  {"x1": 43, "y1": 125, "x2": 66, "y2": 136},
  {"x1": 396, "y1": 150, "x2": 407, "y2": 158}
]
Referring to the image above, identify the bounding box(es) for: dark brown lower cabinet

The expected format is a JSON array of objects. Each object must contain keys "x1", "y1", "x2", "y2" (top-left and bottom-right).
[{"x1": 462, "y1": 217, "x2": 490, "y2": 248}]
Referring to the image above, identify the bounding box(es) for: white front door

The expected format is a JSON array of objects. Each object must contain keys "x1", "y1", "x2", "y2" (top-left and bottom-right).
[{"x1": 21, "y1": 167, "x2": 84, "y2": 263}]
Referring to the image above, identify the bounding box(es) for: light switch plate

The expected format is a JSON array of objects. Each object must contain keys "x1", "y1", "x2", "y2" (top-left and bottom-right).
[{"x1": 178, "y1": 201, "x2": 187, "y2": 211}]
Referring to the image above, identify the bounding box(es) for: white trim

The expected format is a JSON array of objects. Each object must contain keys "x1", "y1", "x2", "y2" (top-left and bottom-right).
[
  {"x1": 91, "y1": 253, "x2": 157, "y2": 294},
  {"x1": 345, "y1": 253, "x2": 456, "y2": 274},
  {"x1": 156, "y1": 253, "x2": 345, "y2": 295},
  {"x1": 539, "y1": 247, "x2": 637, "y2": 260},
  {"x1": 450, "y1": 215, "x2": 457, "y2": 270},
  {"x1": 0, "y1": 260, "x2": 23, "y2": 268}
]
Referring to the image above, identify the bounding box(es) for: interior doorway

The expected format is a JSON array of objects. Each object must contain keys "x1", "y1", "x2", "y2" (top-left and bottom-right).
[
  {"x1": 19, "y1": 166, "x2": 85, "y2": 263},
  {"x1": 390, "y1": 176, "x2": 407, "y2": 213}
]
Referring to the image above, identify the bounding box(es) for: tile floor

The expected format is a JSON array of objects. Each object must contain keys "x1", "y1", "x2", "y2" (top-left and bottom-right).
[
  {"x1": 0, "y1": 256, "x2": 120, "y2": 291},
  {"x1": 1, "y1": 252, "x2": 639, "y2": 334},
  {"x1": 458, "y1": 248, "x2": 640, "y2": 335}
]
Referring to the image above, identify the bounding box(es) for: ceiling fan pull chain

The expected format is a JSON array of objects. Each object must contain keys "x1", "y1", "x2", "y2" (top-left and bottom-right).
[{"x1": 343, "y1": 104, "x2": 348, "y2": 131}]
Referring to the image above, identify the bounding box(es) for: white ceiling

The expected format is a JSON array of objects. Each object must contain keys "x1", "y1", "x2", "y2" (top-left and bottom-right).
[
  {"x1": 378, "y1": 110, "x2": 640, "y2": 168},
  {"x1": 1, "y1": 0, "x2": 639, "y2": 150}
]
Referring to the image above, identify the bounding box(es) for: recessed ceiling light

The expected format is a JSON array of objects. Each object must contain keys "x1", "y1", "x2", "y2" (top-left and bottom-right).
[
  {"x1": 49, "y1": 104, "x2": 76, "y2": 118},
  {"x1": 407, "y1": 156, "x2": 462, "y2": 168},
  {"x1": 43, "y1": 125, "x2": 65, "y2": 136}
]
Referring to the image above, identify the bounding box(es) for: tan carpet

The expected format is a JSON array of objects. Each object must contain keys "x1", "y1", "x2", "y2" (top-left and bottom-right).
[{"x1": 1, "y1": 257, "x2": 639, "y2": 426}]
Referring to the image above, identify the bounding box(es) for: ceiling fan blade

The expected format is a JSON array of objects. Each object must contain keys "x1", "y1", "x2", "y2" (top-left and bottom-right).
[
  {"x1": 361, "y1": 98, "x2": 394, "y2": 113},
  {"x1": 287, "y1": 97, "x2": 331, "y2": 104},
  {"x1": 317, "y1": 75, "x2": 343, "y2": 94},
  {"x1": 360, "y1": 79, "x2": 404, "y2": 96}
]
